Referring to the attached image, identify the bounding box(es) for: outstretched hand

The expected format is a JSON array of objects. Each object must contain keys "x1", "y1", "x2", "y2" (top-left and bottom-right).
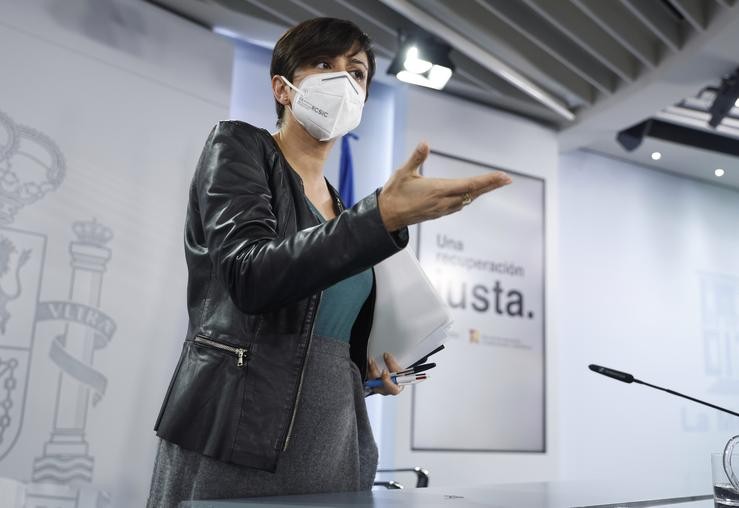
[{"x1": 378, "y1": 142, "x2": 512, "y2": 231}]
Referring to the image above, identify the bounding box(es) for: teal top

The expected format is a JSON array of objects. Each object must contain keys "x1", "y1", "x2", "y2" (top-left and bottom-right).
[{"x1": 306, "y1": 199, "x2": 373, "y2": 343}]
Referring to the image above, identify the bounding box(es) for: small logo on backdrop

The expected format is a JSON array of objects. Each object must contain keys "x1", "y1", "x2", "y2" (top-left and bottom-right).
[
  {"x1": 0, "y1": 111, "x2": 116, "y2": 507},
  {"x1": 468, "y1": 328, "x2": 480, "y2": 344}
]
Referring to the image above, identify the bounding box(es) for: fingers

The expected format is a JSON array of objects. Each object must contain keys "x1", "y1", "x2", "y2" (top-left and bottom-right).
[
  {"x1": 436, "y1": 171, "x2": 512, "y2": 198},
  {"x1": 368, "y1": 356, "x2": 382, "y2": 379},
  {"x1": 383, "y1": 352, "x2": 403, "y2": 373},
  {"x1": 367, "y1": 354, "x2": 405, "y2": 396},
  {"x1": 427, "y1": 188, "x2": 496, "y2": 220},
  {"x1": 470, "y1": 171, "x2": 513, "y2": 199},
  {"x1": 378, "y1": 368, "x2": 403, "y2": 396},
  {"x1": 379, "y1": 353, "x2": 404, "y2": 395},
  {"x1": 429, "y1": 195, "x2": 470, "y2": 218},
  {"x1": 400, "y1": 142, "x2": 429, "y2": 175}
]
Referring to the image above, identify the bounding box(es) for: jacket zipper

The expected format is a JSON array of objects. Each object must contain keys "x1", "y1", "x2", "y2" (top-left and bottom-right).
[
  {"x1": 193, "y1": 335, "x2": 248, "y2": 367},
  {"x1": 283, "y1": 292, "x2": 321, "y2": 451},
  {"x1": 283, "y1": 183, "x2": 337, "y2": 451}
]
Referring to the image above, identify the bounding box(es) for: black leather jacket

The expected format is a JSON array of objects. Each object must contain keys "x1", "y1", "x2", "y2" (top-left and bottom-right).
[{"x1": 154, "y1": 121, "x2": 408, "y2": 472}]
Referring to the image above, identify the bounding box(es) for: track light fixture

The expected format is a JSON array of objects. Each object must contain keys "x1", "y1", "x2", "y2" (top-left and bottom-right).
[
  {"x1": 709, "y1": 67, "x2": 739, "y2": 128},
  {"x1": 388, "y1": 32, "x2": 455, "y2": 90},
  {"x1": 616, "y1": 120, "x2": 653, "y2": 152},
  {"x1": 616, "y1": 118, "x2": 739, "y2": 157}
]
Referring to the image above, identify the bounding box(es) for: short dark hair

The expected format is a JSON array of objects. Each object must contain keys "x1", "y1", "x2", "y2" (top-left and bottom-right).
[{"x1": 270, "y1": 18, "x2": 376, "y2": 127}]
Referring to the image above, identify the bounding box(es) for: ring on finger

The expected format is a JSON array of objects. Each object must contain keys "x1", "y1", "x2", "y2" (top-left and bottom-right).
[{"x1": 462, "y1": 191, "x2": 473, "y2": 206}]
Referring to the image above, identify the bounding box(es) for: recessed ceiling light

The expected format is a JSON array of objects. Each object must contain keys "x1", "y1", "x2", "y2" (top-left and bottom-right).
[
  {"x1": 651, "y1": 151, "x2": 662, "y2": 160},
  {"x1": 715, "y1": 168, "x2": 725, "y2": 177}
]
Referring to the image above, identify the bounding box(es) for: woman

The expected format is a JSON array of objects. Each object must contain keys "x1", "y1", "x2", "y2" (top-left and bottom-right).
[{"x1": 147, "y1": 17, "x2": 510, "y2": 506}]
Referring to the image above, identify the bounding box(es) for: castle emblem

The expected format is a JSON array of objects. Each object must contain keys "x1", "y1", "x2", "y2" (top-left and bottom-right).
[
  {"x1": 0, "y1": 109, "x2": 64, "y2": 460},
  {"x1": 0, "y1": 110, "x2": 116, "y2": 507}
]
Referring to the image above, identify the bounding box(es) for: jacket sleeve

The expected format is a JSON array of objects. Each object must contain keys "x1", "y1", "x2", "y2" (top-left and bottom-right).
[{"x1": 196, "y1": 121, "x2": 408, "y2": 315}]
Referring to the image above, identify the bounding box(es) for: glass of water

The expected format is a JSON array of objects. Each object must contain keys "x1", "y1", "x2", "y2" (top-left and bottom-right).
[{"x1": 713, "y1": 448, "x2": 739, "y2": 508}]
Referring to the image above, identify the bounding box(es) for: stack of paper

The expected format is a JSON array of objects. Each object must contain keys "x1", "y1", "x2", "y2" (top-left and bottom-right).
[{"x1": 367, "y1": 247, "x2": 452, "y2": 369}]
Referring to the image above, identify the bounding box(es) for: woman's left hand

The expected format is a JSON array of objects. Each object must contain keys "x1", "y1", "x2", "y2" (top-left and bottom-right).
[{"x1": 367, "y1": 352, "x2": 405, "y2": 396}]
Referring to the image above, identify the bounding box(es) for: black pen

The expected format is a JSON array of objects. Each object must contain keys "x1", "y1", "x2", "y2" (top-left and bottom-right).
[
  {"x1": 409, "y1": 345, "x2": 445, "y2": 368},
  {"x1": 394, "y1": 363, "x2": 436, "y2": 377}
]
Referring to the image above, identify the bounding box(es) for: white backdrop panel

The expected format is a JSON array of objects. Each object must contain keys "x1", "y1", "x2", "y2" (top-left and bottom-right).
[{"x1": 412, "y1": 150, "x2": 545, "y2": 452}]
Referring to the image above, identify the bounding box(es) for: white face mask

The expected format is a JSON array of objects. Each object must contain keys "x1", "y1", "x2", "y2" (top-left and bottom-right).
[{"x1": 280, "y1": 71, "x2": 365, "y2": 141}]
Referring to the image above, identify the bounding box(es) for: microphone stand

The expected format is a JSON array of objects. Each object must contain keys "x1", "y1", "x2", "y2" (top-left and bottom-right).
[{"x1": 588, "y1": 364, "x2": 739, "y2": 492}]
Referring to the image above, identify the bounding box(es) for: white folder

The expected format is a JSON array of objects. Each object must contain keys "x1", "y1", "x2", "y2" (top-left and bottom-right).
[{"x1": 367, "y1": 247, "x2": 453, "y2": 369}]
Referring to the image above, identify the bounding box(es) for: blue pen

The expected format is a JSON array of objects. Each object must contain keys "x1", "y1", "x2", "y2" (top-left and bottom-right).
[{"x1": 364, "y1": 374, "x2": 427, "y2": 389}]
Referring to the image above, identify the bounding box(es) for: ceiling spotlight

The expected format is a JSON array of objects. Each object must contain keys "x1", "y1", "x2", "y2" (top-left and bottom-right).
[
  {"x1": 715, "y1": 168, "x2": 725, "y2": 177},
  {"x1": 388, "y1": 35, "x2": 455, "y2": 90},
  {"x1": 403, "y1": 46, "x2": 432, "y2": 74},
  {"x1": 651, "y1": 151, "x2": 662, "y2": 160}
]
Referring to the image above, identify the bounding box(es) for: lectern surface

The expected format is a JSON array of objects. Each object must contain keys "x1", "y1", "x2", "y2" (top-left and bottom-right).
[{"x1": 180, "y1": 481, "x2": 713, "y2": 508}]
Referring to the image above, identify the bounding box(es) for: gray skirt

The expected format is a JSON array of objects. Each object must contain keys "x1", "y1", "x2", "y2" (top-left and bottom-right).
[{"x1": 146, "y1": 335, "x2": 378, "y2": 507}]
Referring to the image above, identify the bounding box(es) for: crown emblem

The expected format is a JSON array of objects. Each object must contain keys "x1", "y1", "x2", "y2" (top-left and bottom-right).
[
  {"x1": 73, "y1": 218, "x2": 113, "y2": 247},
  {"x1": 0, "y1": 110, "x2": 65, "y2": 225}
]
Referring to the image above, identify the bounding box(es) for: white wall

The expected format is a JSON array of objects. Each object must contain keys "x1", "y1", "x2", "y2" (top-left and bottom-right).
[
  {"x1": 558, "y1": 150, "x2": 739, "y2": 492},
  {"x1": 0, "y1": 1, "x2": 231, "y2": 506},
  {"x1": 379, "y1": 86, "x2": 560, "y2": 486},
  {"x1": 230, "y1": 41, "x2": 276, "y2": 133}
]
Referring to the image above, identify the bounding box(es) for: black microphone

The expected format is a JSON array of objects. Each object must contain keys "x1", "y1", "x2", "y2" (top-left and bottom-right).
[
  {"x1": 588, "y1": 363, "x2": 739, "y2": 418},
  {"x1": 589, "y1": 364, "x2": 634, "y2": 383}
]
